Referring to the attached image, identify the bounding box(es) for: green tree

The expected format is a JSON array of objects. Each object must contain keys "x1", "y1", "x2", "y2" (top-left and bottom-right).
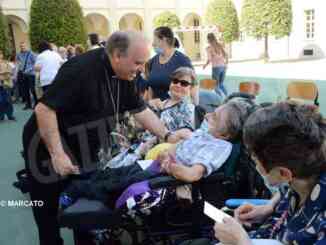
[
  {"x1": 153, "y1": 11, "x2": 181, "y2": 29},
  {"x1": 0, "y1": 6, "x2": 12, "y2": 58},
  {"x1": 205, "y1": 0, "x2": 239, "y2": 43},
  {"x1": 241, "y1": 0, "x2": 292, "y2": 60},
  {"x1": 29, "y1": 0, "x2": 87, "y2": 51}
]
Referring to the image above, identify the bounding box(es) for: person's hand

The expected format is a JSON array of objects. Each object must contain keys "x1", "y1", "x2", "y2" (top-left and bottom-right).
[
  {"x1": 137, "y1": 137, "x2": 157, "y2": 156},
  {"x1": 158, "y1": 152, "x2": 176, "y2": 174},
  {"x1": 173, "y1": 129, "x2": 193, "y2": 141},
  {"x1": 166, "y1": 132, "x2": 183, "y2": 143},
  {"x1": 159, "y1": 154, "x2": 170, "y2": 174},
  {"x1": 51, "y1": 151, "x2": 80, "y2": 176},
  {"x1": 148, "y1": 99, "x2": 163, "y2": 110},
  {"x1": 214, "y1": 217, "x2": 251, "y2": 245},
  {"x1": 234, "y1": 203, "x2": 274, "y2": 227},
  {"x1": 157, "y1": 150, "x2": 169, "y2": 163}
]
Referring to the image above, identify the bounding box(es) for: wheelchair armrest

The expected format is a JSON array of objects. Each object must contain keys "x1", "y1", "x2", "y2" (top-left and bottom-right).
[
  {"x1": 148, "y1": 171, "x2": 232, "y2": 189},
  {"x1": 225, "y1": 199, "x2": 270, "y2": 209},
  {"x1": 148, "y1": 175, "x2": 186, "y2": 189},
  {"x1": 201, "y1": 171, "x2": 230, "y2": 184},
  {"x1": 58, "y1": 198, "x2": 123, "y2": 229}
]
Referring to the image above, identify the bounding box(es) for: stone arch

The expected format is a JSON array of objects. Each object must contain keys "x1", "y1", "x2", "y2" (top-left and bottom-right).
[
  {"x1": 84, "y1": 13, "x2": 110, "y2": 41},
  {"x1": 182, "y1": 13, "x2": 202, "y2": 60},
  {"x1": 6, "y1": 15, "x2": 28, "y2": 53},
  {"x1": 119, "y1": 13, "x2": 144, "y2": 31}
]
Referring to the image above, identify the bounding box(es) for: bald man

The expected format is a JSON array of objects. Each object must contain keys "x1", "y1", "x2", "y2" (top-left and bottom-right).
[{"x1": 23, "y1": 31, "x2": 178, "y2": 245}]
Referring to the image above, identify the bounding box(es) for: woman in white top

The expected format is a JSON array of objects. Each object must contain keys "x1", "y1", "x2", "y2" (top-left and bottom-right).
[
  {"x1": 34, "y1": 41, "x2": 63, "y2": 93},
  {"x1": 203, "y1": 33, "x2": 228, "y2": 96}
]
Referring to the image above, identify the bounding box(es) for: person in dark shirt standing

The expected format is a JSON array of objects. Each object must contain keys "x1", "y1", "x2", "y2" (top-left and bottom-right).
[
  {"x1": 147, "y1": 26, "x2": 193, "y2": 101},
  {"x1": 23, "y1": 31, "x2": 179, "y2": 245}
]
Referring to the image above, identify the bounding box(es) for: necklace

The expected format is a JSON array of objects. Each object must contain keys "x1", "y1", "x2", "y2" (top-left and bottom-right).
[{"x1": 104, "y1": 69, "x2": 120, "y2": 132}]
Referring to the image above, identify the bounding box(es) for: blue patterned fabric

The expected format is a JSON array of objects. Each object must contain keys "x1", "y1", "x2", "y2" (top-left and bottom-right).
[
  {"x1": 175, "y1": 130, "x2": 232, "y2": 177},
  {"x1": 160, "y1": 99, "x2": 195, "y2": 131},
  {"x1": 140, "y1": 99, "x2": 194, "y2": 142},
  {"x1": 250, "y1": 173, "x2": 326, "y2": 245}
]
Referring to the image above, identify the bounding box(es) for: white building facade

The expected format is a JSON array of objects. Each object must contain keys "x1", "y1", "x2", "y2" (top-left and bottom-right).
[
  {"x1": 1, "y1": 0, "x2": 325, "y2": 61},
  {"x1": 231, "y1": 0, "x2": 326, "y2": 60}
]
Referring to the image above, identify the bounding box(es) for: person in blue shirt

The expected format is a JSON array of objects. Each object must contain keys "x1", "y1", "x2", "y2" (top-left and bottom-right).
[
  {"x1": 147, "y1": 26, "x2": 193, "y2": 101},
  {"x1": 0, "y1": 84, "x2": 15, "y2": 121},
  {"x1": 16, "y1": 41, "x2": 37, "y2": 110}
]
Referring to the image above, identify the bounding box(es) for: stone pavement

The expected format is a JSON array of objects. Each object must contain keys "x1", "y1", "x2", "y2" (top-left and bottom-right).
[{"x1": 0, "y1": 104, "x2": 74, "y2": 245}]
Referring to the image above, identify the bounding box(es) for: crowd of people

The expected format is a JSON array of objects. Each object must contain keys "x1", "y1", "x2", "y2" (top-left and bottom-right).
[
  {"x1": 0, "y1": 33, "x2": 104, "y2": 121},
  {"x1": 1, "y1": 26, "x2": 323, "y2": 245},
  {"x1": 0, "y1": 29, "x2": 227, "y2": 122}
]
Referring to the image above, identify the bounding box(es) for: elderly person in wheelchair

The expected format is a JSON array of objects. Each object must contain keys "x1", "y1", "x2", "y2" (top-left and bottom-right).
[
  {"x1": 59, "y1": 97, "x2": 253, "y2": 210},
  {"x1": 183, "y1": 102, "x2": 326, "y2": 245},
  {"x1": 103, "y1": 66, "x2": 197, "y2": 169}
]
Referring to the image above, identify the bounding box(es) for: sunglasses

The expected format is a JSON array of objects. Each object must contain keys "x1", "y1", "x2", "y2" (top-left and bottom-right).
[{"x1": 171, "y1": 78, "x2": 191, "y2": 87}]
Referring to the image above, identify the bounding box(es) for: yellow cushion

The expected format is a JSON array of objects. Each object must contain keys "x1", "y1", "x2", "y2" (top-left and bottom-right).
[{"x1": 145, "y1": 143, "x2": 172, "y2": 160}]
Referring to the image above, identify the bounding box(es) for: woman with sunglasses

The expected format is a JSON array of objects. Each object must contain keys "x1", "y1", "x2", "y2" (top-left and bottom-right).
[
  {"x1": 104, "y1": 67, "x2": 196, "y2": 169},
  {"x1": 148, "y1": 66, "x2": 196, "y2": 140}
]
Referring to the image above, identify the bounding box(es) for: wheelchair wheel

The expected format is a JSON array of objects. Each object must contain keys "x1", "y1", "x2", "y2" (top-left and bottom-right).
[{"x1": 73, "y1": 229, "x2": 123, "y2": 245}]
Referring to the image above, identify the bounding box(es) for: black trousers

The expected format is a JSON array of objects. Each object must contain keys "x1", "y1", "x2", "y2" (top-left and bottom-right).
[
  {"x1": 29, "y1": 178, "x2": 66, "y2": 245},
  {"x1": 179, "y1": 239, "x2": 213, "y2": 245},
  {"x1": 42, "y1": 84, "x2": 52, "y2": 94},
  {"x1": 65, "y1": 164, "x2": 158, "y2": 205},
  {"x1": 17, "y1": 73, "x2": 25, "y2": 102},
  {"x1": 26, "y1": 165, "x2": 157, "y2": 245},
  {"x1": 22, "y1": 74, "x2": 37, "y2": 108},
  {"x1": 23, "y1": 137, "x2": 68, "y2": 245},
  {"x1": 24, "y1": 143, "x2": 157, "y2": 245}
]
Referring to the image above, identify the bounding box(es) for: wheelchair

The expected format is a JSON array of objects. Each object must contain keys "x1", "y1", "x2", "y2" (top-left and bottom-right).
[
  {"x1": 14, "y1": 92, "x2": 269, "y2": 244},
  {"x1": 58, "y1": 141, "x2": 271, "y2": 245}
]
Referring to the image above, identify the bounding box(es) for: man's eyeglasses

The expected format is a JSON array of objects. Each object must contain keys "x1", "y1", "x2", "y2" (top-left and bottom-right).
[{"x1": 171, "y1": 78, "x2": 191, "y2": 87}]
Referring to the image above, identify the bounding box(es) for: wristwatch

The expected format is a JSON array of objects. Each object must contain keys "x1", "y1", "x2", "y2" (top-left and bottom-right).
[{"x1": 163, "y1": 131, "x2": 173, "y2": 142}]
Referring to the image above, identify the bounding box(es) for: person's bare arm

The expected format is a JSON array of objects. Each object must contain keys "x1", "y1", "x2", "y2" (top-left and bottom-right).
[
  {"x1": 203, "y1": 47, "x2": 211, "y2": 69},
  {"x1": 190, "y1": 85, "x2": 199, "y2": 105},
  {"x1": 148, "y1": 98, "x2": 163, "y2": 110},
  {"x1": 0, "y1": 71, "x2": 10, "y2": 75},
  {"x1": 224, "y1": 49, "x2": 229, "y2": 67},
  {"x1": 147, "y1": 87, "x2": 154, "y2": 100},
  {"x1": 159, "y1": 151, "x2": 205, "y2": 183},
  {"x1": 35, "y1": 103, "x2": 79, "y2": 176},
  {"x1": 234, "y1": 191, "x2": 281, "y2": 226},
  {"x1": 134, "y1": 108, "x2": 180, "y2": 143},
  {"x1": 34, "y1": 64, "x2": 42, "y2": 72},
  {"x1": 0, "y1": 64, "x2": 11, "y2": 75},
  {"x1": 173, "y1": 128, "x2": 193, "y2": 140},
  {"x1": 203, "y1": 60, "x2": 210, "y2": 69},
  {"x1": 164, "y1": 163, "x2": 205, "y2": 182},
  {"x1": 35, "y1": 103, "x2": 62, "y2": 155}
]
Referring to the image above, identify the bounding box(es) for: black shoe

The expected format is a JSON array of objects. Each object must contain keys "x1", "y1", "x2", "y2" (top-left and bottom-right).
[
  {"x1": 23, "y1": 105, "x2": 32, "y2": 110},
  {"x1": 8, "y1": 116, "x2": 16, "y2": 121}
]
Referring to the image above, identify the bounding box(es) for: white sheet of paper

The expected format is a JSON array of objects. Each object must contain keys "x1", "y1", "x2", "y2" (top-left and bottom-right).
[
  {"x1": 137, "y1": 160, "x2": 154, "y2": 170},
  {"x1": 204, "y1": 201, "x2": 231, "y2": 223}
]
